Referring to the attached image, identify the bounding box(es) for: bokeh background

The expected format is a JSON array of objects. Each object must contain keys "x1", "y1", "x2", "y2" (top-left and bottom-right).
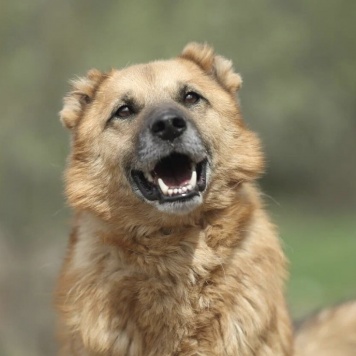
[{"x1": 1, "y1": 1, "x2": 355, "y2": 355}]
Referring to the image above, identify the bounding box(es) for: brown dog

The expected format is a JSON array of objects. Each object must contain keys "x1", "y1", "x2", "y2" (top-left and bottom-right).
[{"x1": 56, "y1": 43, "x2": 294, "y2": 355}]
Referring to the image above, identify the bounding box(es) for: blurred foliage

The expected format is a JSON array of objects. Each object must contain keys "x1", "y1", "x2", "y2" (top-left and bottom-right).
[{"x1": 0, "y1": 1, "x2": 355, "y2": 355}]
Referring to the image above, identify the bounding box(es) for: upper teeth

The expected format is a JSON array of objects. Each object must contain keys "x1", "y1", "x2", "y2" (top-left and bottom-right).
[
  {"x1": 158, "y1": 178, "x2": 169, "y2": 195},
  {"x1": 190, "y1": 170, "x2": 197, "y2": 189},
  {"x1": 157, "y1": 169, "x2": 197, "y2": 197},
  {"x1": 145, "y1": 172, "x2": 154, "y2": 183}
]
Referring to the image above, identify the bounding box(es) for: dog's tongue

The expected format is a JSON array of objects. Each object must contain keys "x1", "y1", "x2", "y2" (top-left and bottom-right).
[{"x1": 154, "y1": 154, "x2": 192, "y2": 187}]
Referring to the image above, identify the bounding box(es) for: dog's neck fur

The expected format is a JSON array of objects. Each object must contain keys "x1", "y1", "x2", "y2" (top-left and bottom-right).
[{"x1": 57, "y1": 183, "x2": 293, "y2": 355}]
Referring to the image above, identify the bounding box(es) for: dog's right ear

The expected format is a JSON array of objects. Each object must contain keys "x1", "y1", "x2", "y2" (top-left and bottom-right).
[{"x1": 60, "y1": 69, "x2": 105, "y2": 130}]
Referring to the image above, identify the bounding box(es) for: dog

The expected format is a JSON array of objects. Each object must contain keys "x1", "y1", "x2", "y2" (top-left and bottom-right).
[{"x1": 55, "y1": 43, "x2": 354, "y2": 355}]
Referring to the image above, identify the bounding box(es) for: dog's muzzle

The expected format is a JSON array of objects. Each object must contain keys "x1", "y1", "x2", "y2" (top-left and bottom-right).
[{"x1": 129, "y1": 106, "x2": 210, "y2": 213}]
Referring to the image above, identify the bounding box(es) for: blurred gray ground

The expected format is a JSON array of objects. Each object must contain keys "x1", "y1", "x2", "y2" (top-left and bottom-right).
[{"x1": 0, "y1": 1, "x2": 355, "y2": 355}]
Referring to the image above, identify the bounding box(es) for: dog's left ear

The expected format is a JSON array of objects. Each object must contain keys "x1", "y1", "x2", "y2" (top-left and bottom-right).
[{"x1": 180, "y1": 42, "x2": 242, "y2": 94}]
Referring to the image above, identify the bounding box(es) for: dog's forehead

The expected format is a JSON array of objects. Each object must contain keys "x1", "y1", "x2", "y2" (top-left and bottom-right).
[{"x1": 104, "y1": 59, "x2": 201, "y2": 98}]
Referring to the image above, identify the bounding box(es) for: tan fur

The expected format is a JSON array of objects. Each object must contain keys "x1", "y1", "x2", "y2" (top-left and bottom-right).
[
  {"x1": 295, "y1": 301, "x2": 356, "y2": 356},
  {"x1": 181, "y1": 42, "x2": 242, "y2": 93},
  {"x1": 60, "y1": 68, "x2": 106, "y2": 129},
  {"x1": 56, "y1": 43, "x2": 294, "y2": 355}
]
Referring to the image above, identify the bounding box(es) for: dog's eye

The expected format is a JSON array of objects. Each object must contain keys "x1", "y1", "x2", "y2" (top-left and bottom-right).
[
  {"x1": 114, "y1": 105, "x2": 133, "y2": 119},
  {"x1": 184, "y1": 92, "x2": 201, "y2": 105}
]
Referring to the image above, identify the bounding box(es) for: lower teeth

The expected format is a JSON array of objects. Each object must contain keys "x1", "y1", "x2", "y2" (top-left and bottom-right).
[
  {"x1": 154, "y1": 169, "x2": 197, "y2": 197},
  {"x1": 165, "y1": 184, "x2": 193, "y2": 197}
]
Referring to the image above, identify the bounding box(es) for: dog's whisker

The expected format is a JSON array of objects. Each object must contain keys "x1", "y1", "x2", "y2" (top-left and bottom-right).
[{"x1": 261, "y1": 192, "x2": 281, "y2": 206}]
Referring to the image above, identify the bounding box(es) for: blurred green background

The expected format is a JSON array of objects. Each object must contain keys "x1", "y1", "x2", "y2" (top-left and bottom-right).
[{"x1": 0, "y1": 1, "x2": 355, "y2": 355}]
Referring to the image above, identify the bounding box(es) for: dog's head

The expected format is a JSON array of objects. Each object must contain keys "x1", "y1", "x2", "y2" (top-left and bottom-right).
[{"x1": 60, "y1": 43, "x2": 264, "y2": 222}]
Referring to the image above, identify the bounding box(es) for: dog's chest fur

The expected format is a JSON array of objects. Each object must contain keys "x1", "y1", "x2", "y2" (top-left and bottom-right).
[{"x1": 56, "y1": 197, "x2": 292, "y2": 356}]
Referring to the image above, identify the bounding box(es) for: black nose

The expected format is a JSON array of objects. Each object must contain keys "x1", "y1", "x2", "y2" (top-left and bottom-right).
[{"x1": 150, "y1": 113, "x2": 187, "y2": 141}]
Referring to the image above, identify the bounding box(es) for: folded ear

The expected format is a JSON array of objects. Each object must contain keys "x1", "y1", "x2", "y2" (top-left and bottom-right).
[
  {"x1": 180, "y1": 42, "x2": 242, "y2": 94},
  {"x1": 59, "y1": 69, "x2": 105, "y2": 129}
]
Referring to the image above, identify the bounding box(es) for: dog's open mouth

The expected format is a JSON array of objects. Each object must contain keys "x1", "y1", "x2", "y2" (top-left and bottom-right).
[{"x1": 131, "y1": 153, "x2": 208, "y2": 203}]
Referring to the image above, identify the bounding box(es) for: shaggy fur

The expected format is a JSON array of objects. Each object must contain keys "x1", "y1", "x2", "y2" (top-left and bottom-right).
[
  {"x1": 295, "y1": 301, "x2": 356, "y2": 356},
  {"x1": 55, "y1": 43, "x2": 356, "y2": 355}
]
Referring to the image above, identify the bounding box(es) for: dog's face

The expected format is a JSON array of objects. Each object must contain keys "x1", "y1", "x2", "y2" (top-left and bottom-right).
[{"x1": 60, "y1": 43, "x2": 263, "y2": 222}]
